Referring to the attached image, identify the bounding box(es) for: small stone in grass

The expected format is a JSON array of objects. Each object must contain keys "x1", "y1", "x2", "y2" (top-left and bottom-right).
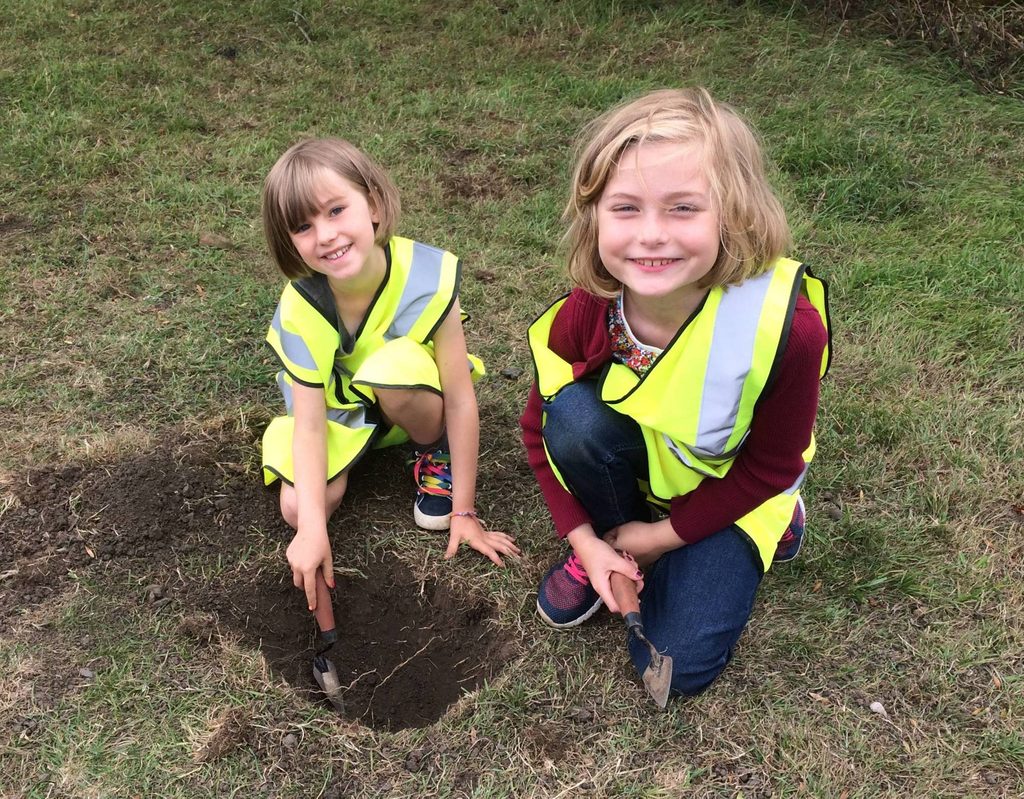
[
  {"x1": 198, "y1": 232, "x2": 232, "y2": 249},
  {"x1": 569, "y1": 707, "x2": 594, "y2": 722},
  {"x1": 282, "y1": 733, "x2": 298, "y2": 749},
  {"x1": 869, "y1": 700, "x2": 888, "y2": 718}
]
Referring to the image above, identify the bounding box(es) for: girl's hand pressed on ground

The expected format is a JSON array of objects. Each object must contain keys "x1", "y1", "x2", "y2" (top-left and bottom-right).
[
  {"x1": 444, "y1": 514, "x2": 520, "y2": 567},
  {"x1": 569, "y1": 531, "x2": 643, "y2": 614},
  {"x1": 286, "y1": 527, "x2": 335, "y2": 611}
]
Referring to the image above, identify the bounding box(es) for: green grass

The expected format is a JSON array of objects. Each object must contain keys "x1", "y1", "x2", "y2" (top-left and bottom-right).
[{"x1": 2, "y1": 0, "x2": 1023, "y2": 796}]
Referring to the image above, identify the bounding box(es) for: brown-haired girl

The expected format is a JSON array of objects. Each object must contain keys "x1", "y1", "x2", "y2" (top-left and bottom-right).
[
  {"x1": 261, "y1": 139, "x2": 518, "y2": 631},
  {"x1": 523, "y1": 88, "x2": 830, "y2": 698}
]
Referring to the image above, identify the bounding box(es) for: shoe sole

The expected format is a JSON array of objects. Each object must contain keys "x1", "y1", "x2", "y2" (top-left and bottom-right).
[
  {"x1": 535, "y1": 596, "x2": 604, "y2": 630},
  {"x1": 414, "y1": 504, "x2": 451, "y2": 531}
]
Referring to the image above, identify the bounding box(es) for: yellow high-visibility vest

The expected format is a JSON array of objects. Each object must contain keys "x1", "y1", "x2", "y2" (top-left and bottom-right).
[
  {"x1": 262, "y1": 236, "x2": 483, "y2": 485},
  {"x1": 528, "y1": 258, "x2": 830, "y2": 571}
]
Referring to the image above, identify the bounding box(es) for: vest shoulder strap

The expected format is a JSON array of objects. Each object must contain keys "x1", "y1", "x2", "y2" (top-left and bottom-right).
[
  {"x1": 292, "y1": 273, "x2": 338, "y2": 329},
  {"x1": 267, "y1": 281, "x2": 342, "y2": 386},
  {"x1": 527, "y1": 294, "x2": 575, "y2": 399},
  {"x1": 387, "y1": 237, "x2": 461, "y2": 343}
]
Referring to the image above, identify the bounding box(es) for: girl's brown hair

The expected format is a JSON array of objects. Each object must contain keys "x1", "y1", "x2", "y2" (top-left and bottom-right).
[
  {"x1": 564, "y1": 88, "x2": 791, "y2": 298},
  {"x1": 262, "y1": 138, "x2": 401, "y2": 279}
]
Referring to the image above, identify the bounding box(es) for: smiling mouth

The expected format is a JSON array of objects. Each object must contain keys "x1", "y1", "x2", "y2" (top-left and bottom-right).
[
  {"x1": 323, "y1": 244, "x2": 352, "y2": 261},
  {"x1": 630, "y1": 258, "x2": 678, "y2": 268}
]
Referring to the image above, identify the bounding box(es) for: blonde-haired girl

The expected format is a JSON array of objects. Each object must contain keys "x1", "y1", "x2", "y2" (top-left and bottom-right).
[{"x1": 523, "y1": 88, "x2": 830, "y2": 698}]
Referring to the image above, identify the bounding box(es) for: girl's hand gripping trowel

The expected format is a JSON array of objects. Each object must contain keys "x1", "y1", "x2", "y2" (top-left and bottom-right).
[
  {"x1": 311, "y1": 571, "x2": 346, "y2": 713},
  {"x1": 610, "y1": 571, "x2": 672, "y2": 710}
]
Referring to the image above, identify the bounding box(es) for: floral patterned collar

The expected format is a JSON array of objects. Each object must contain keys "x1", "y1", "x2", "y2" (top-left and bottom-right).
[{"x1": 607, "y1": 293, "x2": 662, "y2": 376}]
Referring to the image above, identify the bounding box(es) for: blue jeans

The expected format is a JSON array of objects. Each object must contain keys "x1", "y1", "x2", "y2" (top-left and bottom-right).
[{"x1": 543, "y1": 380, "x2": 762, "y2": 696}]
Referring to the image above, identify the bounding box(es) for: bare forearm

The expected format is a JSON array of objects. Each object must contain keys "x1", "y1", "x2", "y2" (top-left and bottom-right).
[
  {"x1": 444, "y1": 390, "x2": 479, "y2": 514},
  {"x1": 293, "y1": 416, "x2": 329, "y2": 533},
  {"x1": 610, "y1": 518, "x2": 682, "y2": 568}
]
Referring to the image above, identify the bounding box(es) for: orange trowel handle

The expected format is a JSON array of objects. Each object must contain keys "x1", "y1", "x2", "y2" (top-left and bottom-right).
[
  {"x1": 313, "y1": 570, "x2": 336, "y2": 633},
  {"x1": 609, "y1": 571, "x2": 641, "y2": 617}
]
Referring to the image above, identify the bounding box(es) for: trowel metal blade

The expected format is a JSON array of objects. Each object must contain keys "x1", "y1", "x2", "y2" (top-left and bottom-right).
[
  {"x1": 641, "y1": 653, "x2": 673, "y2": 710},
  {"x1": 312, "y1": 655, "x2": 346, "y2": 713}
]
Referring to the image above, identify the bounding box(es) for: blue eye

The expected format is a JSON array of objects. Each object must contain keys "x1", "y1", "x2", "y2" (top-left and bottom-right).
[
  {"x1": 293, "y1": 222, "x2": 311, "y2": 234},
  {"x1": 329, "y1": 206, "x2": 345, "y2": 216}
]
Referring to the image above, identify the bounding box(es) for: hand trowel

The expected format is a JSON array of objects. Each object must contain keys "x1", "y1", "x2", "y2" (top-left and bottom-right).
[
  {"x1": 610, "y1": 571, "x2": 672, "y2": 709},
  {"x1": 311, "y1": 571, "x2": 346, "y2": 713}
]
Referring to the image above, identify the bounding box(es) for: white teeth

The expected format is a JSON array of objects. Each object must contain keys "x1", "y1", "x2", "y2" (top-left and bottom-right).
[
  {"x1": 634, "y1": 258, "x2": 675, "y2": 266},
  {"x1": 324, "y1": 244, "x2": 351, "y2": 260}
]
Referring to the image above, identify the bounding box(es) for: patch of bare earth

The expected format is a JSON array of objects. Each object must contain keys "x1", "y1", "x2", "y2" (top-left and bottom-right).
[{"x1": 0, "y1": 433, "x2": 510, "y2": 730}]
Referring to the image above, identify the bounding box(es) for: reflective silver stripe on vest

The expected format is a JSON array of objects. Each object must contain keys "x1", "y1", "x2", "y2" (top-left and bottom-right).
[
  {"x1": 691, "y1": 269, "x2": 776, "y2": 458},
  {"x1": 276, "y1": 371, "x2": 373, "y2": 428},
  {"x1": 386, "y1": 241, "x2": 445, "y2": 341},
  {"x1": 661, "y1": 434, "x2": 722, "y2": 478},
  {"x1": 271, "y1": 305, "x2": 318, "y2": 372},
  {"x1": 782, "y1": 463, "x2": 808, "y2": 495},
  {"x1": 665, "y1": 431, "x2": 807, "y2": 489},
  {"x1": 326, "y1": 406, "x2": 373, "y2": 428},
  {"x1": 276, "y1": 370, "x2": 294, "y2": 415}
]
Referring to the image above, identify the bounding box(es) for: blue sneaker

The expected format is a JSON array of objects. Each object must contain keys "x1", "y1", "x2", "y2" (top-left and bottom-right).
[
  {"x1": 409, "y1": 448, "x2": 452, "y2": 530},
  {"x1": 774, "y1": 496, "x2": 806, "y2": 563},
  {"x1": 536, "y1": 551, "x2": 603, "y2": 629}
]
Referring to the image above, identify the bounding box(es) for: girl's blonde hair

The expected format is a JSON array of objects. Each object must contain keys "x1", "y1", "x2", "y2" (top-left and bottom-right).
[
  {"x1": 262, "y1": 138, "x2": 401, "y2": 279},
  {"x1": 564, "y1": 87, "x2": 791, "y2": 298}
]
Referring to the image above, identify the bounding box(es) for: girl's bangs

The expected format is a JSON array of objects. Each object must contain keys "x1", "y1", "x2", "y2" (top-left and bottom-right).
[{"x1": 278, "y1": 161, "x2": 326, "y2": 232}]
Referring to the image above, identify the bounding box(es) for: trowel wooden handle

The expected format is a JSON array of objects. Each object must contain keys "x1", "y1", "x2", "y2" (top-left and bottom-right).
[
  {"x1": 313, "y1": 571, "x2": 336, "y2": 633},
  {"x1": 610, "y1": 571, "x2": 641, "y2": 617}
]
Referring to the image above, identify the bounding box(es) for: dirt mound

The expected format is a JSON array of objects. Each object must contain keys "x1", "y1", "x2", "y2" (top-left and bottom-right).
[{"x1": 1, "y1": 434, "x2": 507, "y2": 730}]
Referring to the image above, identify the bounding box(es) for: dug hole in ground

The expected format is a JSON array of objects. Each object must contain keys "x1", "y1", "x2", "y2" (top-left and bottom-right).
[{"x1": 0, "y1": 431, "x2": 513, "y2": 731}]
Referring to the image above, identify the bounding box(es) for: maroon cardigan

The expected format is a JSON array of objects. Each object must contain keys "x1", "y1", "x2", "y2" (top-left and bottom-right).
[{"x1": 520, "y1": 287, "x2": 828, "y2": 545}]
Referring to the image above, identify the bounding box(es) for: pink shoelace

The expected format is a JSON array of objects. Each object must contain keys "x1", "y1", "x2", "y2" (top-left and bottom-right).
[{"x1": 563, "y1": 552, "x2": 590, "y2": 585}]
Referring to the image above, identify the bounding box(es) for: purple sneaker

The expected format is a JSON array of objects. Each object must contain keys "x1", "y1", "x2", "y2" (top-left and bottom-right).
[
  {"x1": 536, "y1": 551, "x2": 603, "y2": 629},
  {"x1": 774, "y1": 496, "x2": 806, "y2": 563}
]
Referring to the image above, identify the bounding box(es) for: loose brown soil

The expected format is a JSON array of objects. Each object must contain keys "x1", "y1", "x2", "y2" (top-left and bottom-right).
[{"x1": 0, "y1": 433, "x2": 507, "y2": 730}]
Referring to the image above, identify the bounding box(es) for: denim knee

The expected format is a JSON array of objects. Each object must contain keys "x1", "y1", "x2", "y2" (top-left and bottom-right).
[
  {"x1": 627, "y1": 530, "x2": 762, "y2": 699},
  {"x1": 668, "y1": 646, "x2": 731, "y2": 696},
  {"x1": 542, "y1": 381, "x2": 642, "y2": 471},
  {"x1": 543, "y1": 383, "x2": 598, "y2": 464}
]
